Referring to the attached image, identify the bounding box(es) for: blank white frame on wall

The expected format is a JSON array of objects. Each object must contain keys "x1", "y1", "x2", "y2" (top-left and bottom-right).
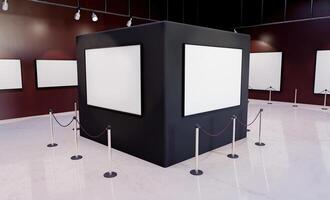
[
  {"x1": 85, "y1": 45, "x2": 142, "y2": 116},
  {"x1": 36, "y1": 60, "x2": 78, "y2": 88},
  {"x1": 314, "y1": 50, "x2": 330, "y2": 94},
  {"x1": 0, "y1": 59, "x2": 23, "y2": 90},
  {"x1": 184, "y1": 44, "x2": 242, "y2": 117},
  {"x1": 249, "y1": 52, "x2": 282, "y2": 91}
]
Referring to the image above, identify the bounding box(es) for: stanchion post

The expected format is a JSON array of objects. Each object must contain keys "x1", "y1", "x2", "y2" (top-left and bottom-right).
[
  {"x1": 47, "y1": 109, "x2": 58, "y2": 147},
  {"x1": 190, "y1": 125, "x2": 203, "y2": 176},
  {"x1": 293, "y1": 89, "x2": 298, "y2": 107},
  {"x1": 104, "y1": 126, "x2": 117, "y2": 178},
  {"x1": 268, "y1": 86, "x2": 272, "y2": 104},
  {"x1": 71, "y1": 116, "x2": 83, "y2": 160},
  {"x1": 74, "y1": 101, "x2": 79, "y2": 131},
  {"x1": 255, "y1": 109, "x2": 265, "y2": 146},
  {"x1": 322, "y1": 89, "x2": 328, "y2": 110},
  {"x1": 227, "y1": 116, "x2": 239, "y2": 159}
]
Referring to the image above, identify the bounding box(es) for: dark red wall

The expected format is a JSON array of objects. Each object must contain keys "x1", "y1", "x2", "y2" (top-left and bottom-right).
[
  {"x1": 239, "y1": 18, "x2": 330, "y2": 105},
  {"x1": 0, "y1": 0, "x2": 149, "y2": 120}
]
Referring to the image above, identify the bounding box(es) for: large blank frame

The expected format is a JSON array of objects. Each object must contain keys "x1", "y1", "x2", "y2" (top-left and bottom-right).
[
  {"x1": 36, "y1": 60, "x2": 78, "y2": 88},
  {"x1": 249, "y1": 52, "x2": 282, "y2": 91},
  {"x1": 184, "y1": 44, "x2": 242, "y2": 116},
  {"x1": 85, "y1": 45, "x2": 142, "y2": 115},
  {"x1": 0, "y1": 59, "x2": 22, "y2": 90},
  {"x1": 314, "y1": 50, "x2": 330, "y2": 94}
]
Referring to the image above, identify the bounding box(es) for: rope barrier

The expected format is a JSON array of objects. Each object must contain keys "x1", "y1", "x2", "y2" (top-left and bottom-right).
[
  {"x1": 197, "y1": 118, "x2": 233, "y2": 137},
  {"x1": 74, "y1": 118, "x2": 107, "y2": 138},
  {"x1": 236, "y1": 109, "x2": 263, "y2": 127},
  {"x1": 51, "y1": 112, "x2": 75, "y2": 128}
]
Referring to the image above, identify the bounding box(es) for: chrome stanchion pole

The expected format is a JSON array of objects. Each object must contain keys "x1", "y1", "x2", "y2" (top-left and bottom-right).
[
  {"x1": 190, "y1": 125, "x2": 203, "y2": 176},
  {"x1": 322, "y1": 89, "x2": 328, "y2": 110},
  {"x1": 227, "y1": 116, "x2": 239, "y2": 159},
  {"x1": 267, "y1": 87, "x2": 272, "y2": 104},
  {"x1": 293, "y1": 89, "x2": 298, "y2": 107},
  {"x1": 47, "y1": 109, "x2": 58, "y2": 147},
  {"x1": 255, "y1": 109, "x2": 265, "y2": 146},
  {"x1": 71, "y1": 116, "x2": 83, "y2": 160},
  {"x1": 104, "y1": 126, "x2": 117, "y2": 178}
]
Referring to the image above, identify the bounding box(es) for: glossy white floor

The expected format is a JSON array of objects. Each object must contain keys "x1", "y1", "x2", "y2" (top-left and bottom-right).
[{"x1": 1, "y1": 100, "x2": 330, "y2": 200}]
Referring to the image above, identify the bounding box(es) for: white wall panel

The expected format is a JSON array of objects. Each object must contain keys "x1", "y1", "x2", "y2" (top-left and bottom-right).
[
  {"x1": 314, "y1": 50, "x2": 330, "y2": 94},
  {"x1": 0, "y1": 59, "x2": 22, "y2": 90},
  {"x1": 85, "y1": 45, "x2": 141, "y2": 115},
  {"x1": 184, "y1": 44, "x2": 242, "y2": 116},
  {"x1": 249, "y1": 52, "x2": 282, "y2": 91},
  {"x1": 36, "y1": 60, "x2": 78, "y2": 88}
]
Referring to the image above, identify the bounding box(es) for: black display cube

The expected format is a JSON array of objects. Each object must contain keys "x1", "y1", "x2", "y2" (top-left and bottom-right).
[{"x1": 76, "y1": 21, "x2": 250, "y2": 167}]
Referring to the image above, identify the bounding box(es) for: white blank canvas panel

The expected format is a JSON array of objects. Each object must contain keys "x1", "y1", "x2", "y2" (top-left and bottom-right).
[
  {"x1": 0, "y1": 59, "x2": 22, "y2": 90},
  {"x1": 85, "y1": 45, "x2": 141, "y2": 115},
  {"x1": 184, "y1": 44, "x2": 242, "y2": 116},
  {"x1": 36, "y1": 60, "x2": 78, "y2": 88},
  {"x1": 249, "y1": 52, "x2": 282, "y2": 91},
  {"x1": 314, "y1": 50, "x2": 330, "y2": 94}
]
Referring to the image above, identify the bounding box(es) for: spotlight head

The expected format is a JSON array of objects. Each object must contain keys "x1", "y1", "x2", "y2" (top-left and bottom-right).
[
  {"x1": 126, "y1": 17, "x2": 132, "y2": 27},
  {"x1": 92, "y1": 12, "x2": 98, "y2": 22},
  {"x1": 74, "y1": 9, "x2": 80, "y2": 21},
  {"x1": 2, "y1": 0, "x2": 8, "y2": 11}
]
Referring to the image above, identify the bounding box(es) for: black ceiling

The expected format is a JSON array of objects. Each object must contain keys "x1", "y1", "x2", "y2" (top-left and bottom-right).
[{"x1": 40, "y1": 0, "x2": 330, "y2": 30}]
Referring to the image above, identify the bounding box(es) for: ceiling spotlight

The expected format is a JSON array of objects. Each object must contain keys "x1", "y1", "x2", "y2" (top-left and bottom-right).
[
  {"x1": 2, "y1": 0, "x2": 8, "y2": 11},
  {"x1": 74, "y1": 8, "x2": 80, "y2": 21},
  {"x1": 126, "y1": 17, "x2": 132, "y2": 27},
  {"x1": 92, "y1": 12, "x2": 98, "y2": 22}
]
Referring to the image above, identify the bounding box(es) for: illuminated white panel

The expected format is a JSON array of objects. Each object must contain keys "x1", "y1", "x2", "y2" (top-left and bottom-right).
[
  {"x1": 249, "y1": 52, "x2": 282, "y2": 91},
  {"x1": 85, "y1": 45, "x2": 141, "y2": 115},
  {"x1": 36, "y1": 60, "x2": 78, "y2": 88},
  {"x1": 0, "y1": 59, "x2": 22, "y2": 90},
  {"x1": 184, "y1": 44, "x2": 242, "y2": 116}
]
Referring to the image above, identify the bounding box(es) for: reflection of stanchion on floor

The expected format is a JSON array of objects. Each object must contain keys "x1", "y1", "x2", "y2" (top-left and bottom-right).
[
  {"x1": 255, "y1": 109, "x2": 265, "y2": 146},
  {"x1": 71, "y1": 116, "x2": 83, "y2": 160},
  {"x1": 267, "y1": 86, "x2": 273, "y2": 104},
  {"x1": 322, "y1": 89, "x2": 328, "y2": 110},
  {"x1": 104, "y1": 126, "x2": 117, "y2": 178},
  {"x1": 293, "y1": 88, "x2": 298, "y2": 107},
  {"x1": 47, "y1": 109, "x2": 58, "y2": 147},
  {"x1": 227, "y1": 116, "x2": 239, "y2": 159},
  {"x1": 190, "y1": 125, "x2": 203, "y2": 176}
]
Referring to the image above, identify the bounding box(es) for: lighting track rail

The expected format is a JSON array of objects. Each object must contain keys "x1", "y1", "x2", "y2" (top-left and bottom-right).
[
  {"x1": 29, "y1": 0, "x2": 157, "y2": 22},
  {"x1": 236, "y1": 15, "x2": 330, "y2": 29}
]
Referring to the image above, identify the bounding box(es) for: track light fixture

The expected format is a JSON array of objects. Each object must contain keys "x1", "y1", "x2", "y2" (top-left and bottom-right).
[
  {"x1": 92, "y1": 12, "x2": 98, "y2": 22},
  {"x1": 2, "y1": 0, "x2": 8, "y2": 11},
  {"x1": 126, "y1": 17, "x2": 132, "y2": 27},
  {"x1": 74, "y1": 8, "x2": 81, "y2": 21}
]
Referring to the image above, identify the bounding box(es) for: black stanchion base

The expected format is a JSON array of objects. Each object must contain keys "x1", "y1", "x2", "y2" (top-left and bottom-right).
[
  {"x1": 322, "y1": 107, "x2": 328, "y2": 110},
  {"x1": 71, "y1": 155, "x2": 83, "y2": 160},
  {"x1": 293, "y1": 105, "x2": 298, "y2": 107},
  {"x1": 190, "y1": 169, "x2": 203, "y2": 176},
  {"x1": 267, "y1": 102, "x2": 272, "y2": 104},
  {"x1": 227, "y1": 154, "x2": 239, "y2": 159},
  {"x1": 247, "y1": 129, "x2": 251, "y2": 132},
  {"x1": 47, "y1": 143, "x2": 58, "y2": 148},
  {"x1": 255, "y1": 142, "x2": 266, "y2": 146},
  {"x1": 104, "y1": 171, "x2": 117, "y2": 178}
]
